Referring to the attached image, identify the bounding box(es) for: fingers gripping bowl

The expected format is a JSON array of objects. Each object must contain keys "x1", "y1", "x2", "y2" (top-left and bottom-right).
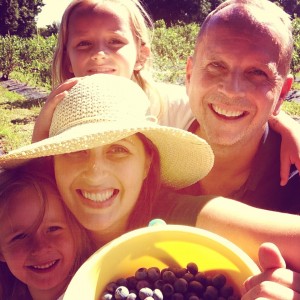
[{"x1": 63, "y1": 225, "x2": 260, "y2": 300}]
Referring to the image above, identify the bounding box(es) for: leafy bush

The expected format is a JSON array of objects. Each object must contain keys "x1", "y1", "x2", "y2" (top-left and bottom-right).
[
  {"x1": 0, "y1": 35, "x2": 22, "y2": 80},
  {"x1": 152, "y1": 20, "x2": 199, "y2": 84},
  {"x1": 1, "y1": 18, "x2": 300, "y2": 86}
]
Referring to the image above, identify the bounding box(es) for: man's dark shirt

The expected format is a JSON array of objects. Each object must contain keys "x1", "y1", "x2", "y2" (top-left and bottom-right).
[{"x1": 180, "y1": 122, "x2": 300, "y2": 214}]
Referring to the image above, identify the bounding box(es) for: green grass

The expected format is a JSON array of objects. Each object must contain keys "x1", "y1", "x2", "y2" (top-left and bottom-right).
[
  {"x1": 1, "y1": 72, "x2": 300, "y2": 153},
  {"x1": 282, "y1": 100, "x2": 300, "y2": 116},
  {"x1": 0, "y1": 86, "x2": 42, "y2": 152}
]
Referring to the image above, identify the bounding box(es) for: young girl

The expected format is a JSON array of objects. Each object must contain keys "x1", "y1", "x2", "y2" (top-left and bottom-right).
[
  {"x1": 0, "y1": 159, "x2": 92, "y2": 300},
  {"x1": 32, "y1": 0, "x2": 300, "y2": 186}
]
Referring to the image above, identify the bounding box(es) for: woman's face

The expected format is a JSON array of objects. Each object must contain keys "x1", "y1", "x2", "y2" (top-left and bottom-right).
[
  {"x1": 0, "y1": 183, "x2": 76, "y2": 298},
  {"x1": 54, "y1": 135, "x2": 151, "y2": 245}
]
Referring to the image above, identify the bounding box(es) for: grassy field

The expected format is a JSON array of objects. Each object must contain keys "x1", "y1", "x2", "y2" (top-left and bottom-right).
[{"x1": 1, "y1": 77, "x2": 300, "y2": 153}]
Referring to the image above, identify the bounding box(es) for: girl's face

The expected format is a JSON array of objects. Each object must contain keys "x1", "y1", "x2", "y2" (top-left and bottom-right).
[
  {"x1": 0, "y1": 183, "x2": 77, "y2": 299},
  {"x1": 66, "y1": 3, "x2": 148, "y2": 78},
  {"x1": 54, "y1": 135, "x2": 151, "y2": 245}
]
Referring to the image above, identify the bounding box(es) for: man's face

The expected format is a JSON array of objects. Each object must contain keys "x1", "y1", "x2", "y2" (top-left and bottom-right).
[{"x1": 186, "y1": 17, "x2": 292, "y2": 148}]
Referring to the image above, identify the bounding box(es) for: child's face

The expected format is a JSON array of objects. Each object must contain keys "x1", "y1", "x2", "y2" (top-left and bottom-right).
[
  {"x1": 54, "y1": 134, "x2": 151, "y2": 244},
  {"x1": 66, "y1": 3, "x2": 146, "y2": 79},
  {"x1": 0, "y1": 183, "x2": 77, "y2": 297}
]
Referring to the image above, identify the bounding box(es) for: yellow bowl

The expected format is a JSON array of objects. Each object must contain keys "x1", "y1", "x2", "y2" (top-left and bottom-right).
[{"x1": 63, "y1": 225, "x2": 260, "y2": 300}]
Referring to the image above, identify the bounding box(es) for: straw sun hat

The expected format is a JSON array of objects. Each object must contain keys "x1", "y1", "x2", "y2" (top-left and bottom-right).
[{"x1": 0, "y1": 74, "x2": 214, "y2": 189}]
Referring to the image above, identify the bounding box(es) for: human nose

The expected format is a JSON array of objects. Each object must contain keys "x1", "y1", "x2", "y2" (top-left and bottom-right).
[
  {"x1": 83, "y1": 149, "x2": 109, "y2": 179},
  {"x1": 219, "y1": 70, "x2": 247, "y2": 98},
  {"x1": 30, "y1": 234, "x2": 51, "y2": 256},
  {"x1": 91, "y1": 43, "x2": 108, "y2": 60}
]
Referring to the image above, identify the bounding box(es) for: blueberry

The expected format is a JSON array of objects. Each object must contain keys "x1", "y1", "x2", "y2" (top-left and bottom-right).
[
  {"x1": 127, "y1": 293, "x2": 137, "y2": 300},
  {"x1": 173, "y1": 278, "x2": 188, "y2": 293},
  {"x1": 182, "y1": 272, "x2": 194, "y2": 282},
  {"x1": 212, "y1": 274, "x2": 226, "y2": 289},
  {"x1": 153, "y1": 279, "x2": 164, "y2": 290},
  {"x1": 127, "y1": 276, "x2": 138, "y2": 290},
  {"x1": 172, "y1": 292, "x2": 184, "y2": 300},
  {"x1": 174, "y1": 267, "x2": 187, "y2": 278},
  {"x1": 153, "y1": 288, "x2": 163, "y2": 300},
  {"x1": 135, "y1": 268, "x2": 148, "y2": 280},
  {"x1": 203, "y1": 285, "x2": 218, "y2": 300},
  {"x1": 186, "y1": 263, "x2": 198, "y2": 275},
  {"x1": 106, "y1": 282, "x2": 118, "y2": 293},
  {"x1": 162, "y1": 270, "x2": 176, "y2": 283},
  {"x1": 101, "y1": 292, "x2": 113, "y2": 300},
  {"x1": 188, "y1": 281, "x2": 204, "y2": 295},
  {"x1": 162, "y1": 283, "x2": 174, "y2": 297},
  {"x1": 115, "y1": 286, "x2": 129, "y2": 300},
  {"x1": 194, "y1": 272, "x2": 207, "y2": 286},
  {"x1": 139, "y1": 287, "x2": 154, "y2": 300},
  {"x1": 117, "y1": 278, "x2": 128, "y2": 287},
  {"x1": 136, "y1": 280, "x2": 152, "y2": 290},
  {"x1": 148, "y1": 267, "x2": 161, "y2": 282}
]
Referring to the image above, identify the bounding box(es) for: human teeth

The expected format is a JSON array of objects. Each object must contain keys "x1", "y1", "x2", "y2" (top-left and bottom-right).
[
  {"x1": 90, "y1": 67, "x2": 113, "y2": 73},
  {"x1": 212, "y1": 104, "x2": 244, "y2": 117},
  {"x1": 82, "y1": 189, "x2": 114, "y2": 202},
  {"x1": 32, "y1": 260, "x2": 56, "y2": 269}
]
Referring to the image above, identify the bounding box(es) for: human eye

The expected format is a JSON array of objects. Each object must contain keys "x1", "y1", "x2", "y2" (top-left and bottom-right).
[
  {"x1": 206, "y1": 61, "x2": 226, "y2": 75},
  {"x1": 47, "y1": 226, "x2": 62, "y2": 233},
  {"x1": 11, "y1": 232, "x2": 28, "y2": 242},
  {"x1": 249, "y1": 68, "x2": 268, "y2": 77},
  {"x1": 108, "y1": 34, "x2": 127, "y2": 47},
  {"x1": 76, "y1": 40, "x2": 92, "y2": 48},
  {"x1": 107, "y1": 144, "x2": 129, "y2": 157},
  {"x1": 65, "y1": 150, "x2": 88, "y2": 159}
]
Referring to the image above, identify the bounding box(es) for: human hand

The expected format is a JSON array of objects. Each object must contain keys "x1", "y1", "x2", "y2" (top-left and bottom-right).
[
  {"x1": 32, "y1": 78, "x2": 80, "y2": 143},
  {"x1": 269, "y1": 112, "x2": 300, "y2": 186},
  {"x1": 242, "y1": 242, "x2": 300, "y2": 299}
]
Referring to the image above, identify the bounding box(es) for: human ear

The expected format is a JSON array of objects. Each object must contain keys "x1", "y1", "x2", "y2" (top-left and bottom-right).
[
  {"x1": 185, "y1": 56, "x2": 194, "y2": 94},
  {"x1": 134, "y1": 44, "x2": 150, "y2": 71},
  {"x1": 273, "y1": 74, "x2": 293, "y2": 115}
]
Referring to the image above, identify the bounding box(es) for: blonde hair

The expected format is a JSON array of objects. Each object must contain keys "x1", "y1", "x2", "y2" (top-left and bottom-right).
[
  {"x1": 52, "y1": 0, "x2": 154, "y2": 86},
  {"x1": 0, "y1": 159, "x2": 93, "y2": 299}
]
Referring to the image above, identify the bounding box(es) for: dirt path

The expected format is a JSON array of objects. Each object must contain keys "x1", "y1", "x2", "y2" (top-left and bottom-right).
[{"x1": 0, "y1": 78, "x2": 48, "y2": 101}]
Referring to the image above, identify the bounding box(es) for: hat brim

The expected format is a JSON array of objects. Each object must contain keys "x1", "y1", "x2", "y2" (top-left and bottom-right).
[{"x1": 0, "y1": 120, "x2": 214, "y2": 189}]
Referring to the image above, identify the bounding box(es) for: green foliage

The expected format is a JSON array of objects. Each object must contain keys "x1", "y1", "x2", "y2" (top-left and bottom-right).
[
  {"x1": 0, "y1": 35, "x2": 22, "y2": 80},
  {"x1": 292, "y1": 18, "x2": 300, "y2": 74},
  {"x1": 0, "y1": 0, "x2": 44, "y2": 37},
  {"x1": 0, "y1": 34, "x2": 56, "y2": 86},
  {"x1": 152, "y1": 20, "x2": 199, "y2": 84},
  {"x1": 145, "y1": 0, "x2": 224, "y2": 25},
  {"x1": 18, "y1": 35, "x2": 57, "y2": 86},
  {"x1": 39, "y1": 22, "x2": 59, "y2": 38},
  {"x1": 1, "y1": 18, "x2": 300, "y2": 86}
]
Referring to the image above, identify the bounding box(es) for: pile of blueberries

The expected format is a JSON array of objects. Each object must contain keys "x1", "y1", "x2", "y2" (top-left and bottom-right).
[{"x1": 100, "y1": 262, "x2": 241, "y2": 300}]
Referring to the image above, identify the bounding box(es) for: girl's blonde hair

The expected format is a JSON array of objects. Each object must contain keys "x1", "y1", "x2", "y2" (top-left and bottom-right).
[
  {"x1": 52, "y1": 0, "x2": 164, "y2": 118},
  {"x1": 52, "y1": 0, "x2": 154, "y2": 87},
  {"x1": 0, "y1": 158, "x2": 93, "y2": 299}
]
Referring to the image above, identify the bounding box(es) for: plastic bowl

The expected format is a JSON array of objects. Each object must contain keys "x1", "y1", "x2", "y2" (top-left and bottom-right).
[{"x1": 63, "y1": 225, "x2": 260, "y2": 300}]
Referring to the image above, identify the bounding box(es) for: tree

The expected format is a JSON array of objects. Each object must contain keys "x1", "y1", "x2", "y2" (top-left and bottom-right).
[
  {"x1": 0, "y1": 0, "x2": 44, "y2": 37},
  {"x1": 39, "y1": 22, "x2": 59, "y2": 38},
  {"x1": 144, "y1": 0, "x2": 224, "y2": 26},
  {"x1": 144, "y1": 0, "x2": 300, "y2": 26}
]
